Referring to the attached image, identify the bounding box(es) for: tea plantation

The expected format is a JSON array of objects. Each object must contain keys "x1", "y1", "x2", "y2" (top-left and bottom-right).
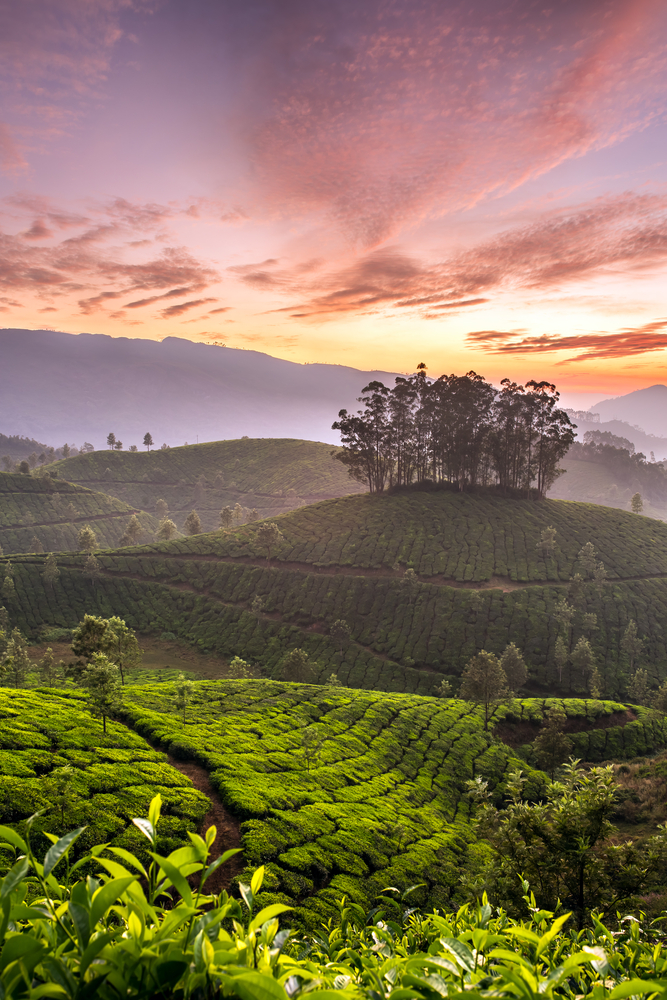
[
  {"x1": 0, "y1": 471, "x2": 159, "y2": 554},
  {"x1": 118, "y1": 681, "x2": 660, "y2": 928},
  {"x1": 45, "y1": 438, "x2": 364, "y2": 531},
  {"x1": 0, "y1": 687, "x2": 209, "y2": 860},
  {"x1": 5, "y1": 491, "x2": 667, "y2": 697}
]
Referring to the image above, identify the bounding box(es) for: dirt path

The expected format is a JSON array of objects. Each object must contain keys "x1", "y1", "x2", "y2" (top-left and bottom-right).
[
  {"x1": 117, "y1": 717, "x2": 244, "y2": 893},
  {"x1": 166, "y1": 754, "x2": 244, "y2": 893}
]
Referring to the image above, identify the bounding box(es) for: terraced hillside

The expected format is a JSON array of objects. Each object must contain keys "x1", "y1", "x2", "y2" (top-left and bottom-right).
[
  {"x1": 45, "y1": 438, "x2": 363, "y2": 531},
  {"x1": 0, "y1": 688, "x2": 208, "y2": 859},
  {"x1": 121, "y1": 682, "x2": 665, "y2": 927},
  {"x1": 0, "y1": 471, "x2": 159, "y2": 554},
  {"x1": 5, "y1": 491, "x2": 667, "y2": 698}
]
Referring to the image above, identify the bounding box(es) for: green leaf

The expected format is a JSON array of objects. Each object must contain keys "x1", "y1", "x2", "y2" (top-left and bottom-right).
[
  {"x1": 148, "y1": 852, "x2": 193, "y2": 907},
  {"x1": 132, "y1": 817, "x2": 155, "y2": 843},
  {"x1": 249, "y1": 903, "x2": 292, "y2": 932},
  {"x1": 148, "y1": 794, "x2": 162, "y2": 829},
  {"x1": 609, "y1": 982, "x2": 667, "y2": 999},
  {"x1": 107, "y1": 847, "x2": 148, "y2": 877},
  {"x1": 0, "y1": 825, "x2": 27, "y2": 853},
  {"x1": 202, "y1": 849, "x2": 241, "y2": 887},
  {"x1": 90, "y1": 876, "x2": 137, "y2": 927},
  {"x1": 0, "y1": 933, "x2": 44, "y2": 971},
  {"x1": 439, "y1": 937, "x2": 475, "y2": 973},
  {"x1": 250, "y1": 866, "x2": 265, "y2": 896},
  {"x1": 43, "y1": 827, "x2": 87, "y2": 878},
  {"x1": 79, "y1": 932, "x2": 114, "y2": 978},
  {"x1": 0, "y1": 857, "x2": 29, "y2": 901},
  {"x1": 223, "y1": 969, "x2": 290, "y2": 1000}
]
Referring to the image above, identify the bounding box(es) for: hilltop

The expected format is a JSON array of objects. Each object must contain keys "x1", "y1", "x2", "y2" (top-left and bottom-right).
[
  {"x1": 0, "y1": 471, "x2": 159, "y2": 554},
  {"x1": 0, "y1": 329, "x2": 398, "y2": 446},
  {"x1": 45, "y1": 438, "x2": 364, "y2": 531},
  {"x1": 5, "y1": 490, "x2": 667, "y2": 698}
]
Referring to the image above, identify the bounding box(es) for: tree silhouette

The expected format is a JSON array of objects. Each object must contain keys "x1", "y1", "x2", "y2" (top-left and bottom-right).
[
  {"x1": 184, "y1": 510, "x2": 202, "y2": 535},
  {"x1": 143, "y1": 432, "x2": 154, "y2": 451},
  {"x1": 106, "y1": 433, "x2": 116, "y2": 450}
]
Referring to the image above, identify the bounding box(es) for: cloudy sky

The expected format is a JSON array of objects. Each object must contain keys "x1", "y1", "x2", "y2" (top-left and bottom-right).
[{"x1": 1, "y1": 0, "x2": 667, "y2": 401}]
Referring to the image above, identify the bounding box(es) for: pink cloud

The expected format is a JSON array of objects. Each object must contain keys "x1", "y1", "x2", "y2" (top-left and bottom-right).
[
  {"x1": 242, "y1": 0, "x2": 667, "y2": 246},
  {"x1": 466, "y1": 319, "x2": 667, "y2": 361}
]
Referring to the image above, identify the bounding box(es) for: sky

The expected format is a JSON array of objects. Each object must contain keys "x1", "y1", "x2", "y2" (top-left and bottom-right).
[{"x1": 1, "y1": 0, "x2": 667, "y2": 406}]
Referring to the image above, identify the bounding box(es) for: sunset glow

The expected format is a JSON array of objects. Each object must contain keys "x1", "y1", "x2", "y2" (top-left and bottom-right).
[{"x1": 2, "y1": 0, "x2": 667, "y2": 396}]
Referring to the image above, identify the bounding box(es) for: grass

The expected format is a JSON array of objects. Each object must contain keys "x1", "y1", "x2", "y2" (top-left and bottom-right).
[
  {"x1": 44, "y1": 438, "x2": 364, "y2": 532},
  {"x1": 0, "y1": 470, "x2": 159, "y2": 554}
]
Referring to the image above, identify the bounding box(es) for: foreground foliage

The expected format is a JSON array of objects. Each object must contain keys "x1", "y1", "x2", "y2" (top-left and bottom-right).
[{"x1": 2, "y1": 793, "x2": 667, "y2": 999}]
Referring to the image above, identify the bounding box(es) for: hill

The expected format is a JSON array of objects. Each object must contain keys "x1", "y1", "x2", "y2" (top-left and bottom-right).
[
  {"x1": 594, "y1": 385, "x2": 667, "y2": 439},
  {"x1": 121, "y1": 682, "x2": 665, "y2": 926},
  {"x1": 0, "y1": 329, "x2": 399, "y2": 447},
  {"x1": 549, "y1": 456, "x2": 667, "y2": 520},
  {"x1": 0, "y1": 471, "x2": 159, "y2": 554},
  {"x1": 43, "y1": 438, "x2": 364, "y2": 531},
  {"x1": 564, "y1": 414, "x2": 667, "y2": 460},
  {"x1": 5, "y1": 491, "x2": 667, "y2": 698}
]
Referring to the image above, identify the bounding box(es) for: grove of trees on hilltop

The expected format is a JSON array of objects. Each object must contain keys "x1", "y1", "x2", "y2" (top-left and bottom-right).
[{"x1": 333, "y1": 366, "x2": 575, "y2": 496}]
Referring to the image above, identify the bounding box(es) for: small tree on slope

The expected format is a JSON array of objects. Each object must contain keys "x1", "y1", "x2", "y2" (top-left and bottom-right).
[{"x1": 459, "y1": 650, "x2": 508, "y2": 730}]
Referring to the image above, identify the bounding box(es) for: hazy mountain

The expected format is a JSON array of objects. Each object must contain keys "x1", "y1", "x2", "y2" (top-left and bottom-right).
[
  {"x1": 593, "y1": 385, "x2": 667, "y2": 439},
  {"x1": 0, "y1": 329, "x2": 400, "y2": 448},
  {"x1": 566, "y1": 414, "x2": 667, "y2": 460}
]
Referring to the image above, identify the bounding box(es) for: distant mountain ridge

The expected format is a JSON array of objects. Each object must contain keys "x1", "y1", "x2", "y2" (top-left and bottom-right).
[
  {"x1": 0, "y1": 329, "x2": 400, "y2": 448},
  {"x1": 594, "y1": 385, "x2": 667, "y2": 439}
]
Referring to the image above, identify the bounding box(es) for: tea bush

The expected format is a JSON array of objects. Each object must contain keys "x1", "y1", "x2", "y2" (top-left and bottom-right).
[
  {"x1": 0, "y1": 688, "x2": 208, "y2": 865},
  {"x1": 0, "y1": 471, "x2": 158, "y2": 554},
  {"x1": 45, "y1": 438, "x2": 364, "y2": 531},
  {"x1": 118, "y1": 682, "x2": 646, "y2": 927},
  {"x1": 1, "y1": 792, "x2": 666, "y2": 1000}
]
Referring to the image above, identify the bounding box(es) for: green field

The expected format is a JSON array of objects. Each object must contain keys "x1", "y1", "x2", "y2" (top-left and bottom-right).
[
  {"x1": 45, "y1": 438, "x2": 364, "y2": 531},
  {"x1": 0, "y1": 687, "x2": 208, "y2": 861},
  {"x1": 0, "y1": 471, "x2": 159, "y2": 555},
  {"x1": 118, "y1": 682, "x2": 663, "y2": 927},
  {"x1": 5, "y1": 490, "x2": 667, "y2": 698}
]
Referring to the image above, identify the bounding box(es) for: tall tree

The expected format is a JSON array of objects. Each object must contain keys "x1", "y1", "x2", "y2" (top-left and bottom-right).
[
  {"x1": 219, "y1": 506, "x2": 233, "y2": 530},
  {"x1": 330, "y1": 619, "x2": 351, "y2": 657},
  {"x1": 577, "y1": 542, "x2": 597, "y2": 577},
  {"x1": 278, "y1": 648, "x2": 315, "y2": 683},
  {"x1": 184, "y1": 510, "x2": 202, "y2": 536},
  {"x1": 2, "y1": 628, "x2": 31, "y2": 688},
  {"x1": 631, "y1": 492, "x2": 643, "y2": 513},
  {"x1": 156, "y1": 517, "x2": 177, "y2": 541},
  {"x1": 38, "y1": 647, "x2": 62, "y2": 687},
  {"x1": 571, "y1": 637, "x2": 596, "y2": 692},
  {"x1": 102, "y1": 617, "x2": 142, "y2": 685},
  {"x1": 155, "y1": 498, "x2": 168, "y2": 519},
  {"x1": 78, "y1": 525, "x2": 98, "y2": 553},
  {"x1": 106, "y1": 432, "x2": 116, "y2": 450},
  {"x1": 81, "y1": 653, "x2": 122, "y2": 733},
  {"x1": 256, "y1": 522, "x2": 284, "y2": 564},
  {"x1": 500, "y1": 642, "x2": 527, "y2": 693},
  {"x1": 119, "y1": 514, "x2": 142, "y2": 547},
  {"x1": 174, "y1": 672, "x2": 194, "y2": 723},
  {"x1": 621, "y1": 619, "x2": 644, "y2": 673},
  {"x1": 532, "y1": 704, "x2": 574, "y2": 779},
  {"x1": 143, "y1": 432, "x2": 154, "y2": 451},
  {"x1": 83, "y1": 553, "x2": 101, "y2": 585},
  {"x1": 459, "y1": 650, "x2": 508, "y2": 730}
]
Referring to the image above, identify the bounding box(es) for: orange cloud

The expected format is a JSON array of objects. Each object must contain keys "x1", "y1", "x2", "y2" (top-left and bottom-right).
[{"x1": 466, "y1": 320, "x2": 667, "y2": 361}]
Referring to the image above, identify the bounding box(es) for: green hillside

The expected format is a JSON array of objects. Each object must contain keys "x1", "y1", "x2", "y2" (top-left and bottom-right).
[
  {"x1": 5, "y1": 491, "x2": 667, "y2": 698},
  {"x1": 45, "y1": 438, "x2": 364, "y2": 531},
  {"x1": 120, "y1": 682, "x2": 665, "y2": 927},
  {"x1": 550, "y1": 456, "x2": 667, "y2": 520},
  {"x1": 0, "y1": 471, "x2": 159, "y2": 554},
  {"x1": 0, "y1": 687, "x2": 208, "y2": 858}
]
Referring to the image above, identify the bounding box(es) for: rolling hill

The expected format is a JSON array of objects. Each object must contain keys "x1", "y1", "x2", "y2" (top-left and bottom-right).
[
  {"x1": 549, "y1": 456, "x2": 667, "y2": 520},
  {"x1": 0, "y1": 471, "x2": 159, "y2": 555},
  {"x1": 4, "y1": 490, "x2": 667, "y2": 699},
  {"x1": 44, "y1": 437, "x2": 364, "y2": 531}
]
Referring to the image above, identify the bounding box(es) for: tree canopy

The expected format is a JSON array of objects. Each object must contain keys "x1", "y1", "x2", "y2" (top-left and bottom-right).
[{"x1": 333, "y1": 367, "x2": 575, "y2": 496}]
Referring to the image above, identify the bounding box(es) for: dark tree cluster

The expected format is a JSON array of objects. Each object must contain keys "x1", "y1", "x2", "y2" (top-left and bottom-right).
[
  {"x1": 333, "y1": 366, "x2": 575, "y2": 497},
  {"x1": 570, "y1": 433, "x2": 667, "y2": 502}
]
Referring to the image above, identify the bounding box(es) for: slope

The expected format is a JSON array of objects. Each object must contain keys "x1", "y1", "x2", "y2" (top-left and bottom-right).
[
  {"x1": 548, "y1": 456, "x2": 667, "y2": 521},
  {"x1": 0, "y1": 470, "x2": 159, "y2": 554},
  {"x1": 44, "y1": 437, "x2": 364, "y2": 531},
  {"x1": 121, "y1": 682, "x2": 666, "y2": 927},
  {"x1": 5, "y1": 491, "x2": 667, "y2": 699},
  {"x1": 595, "y1": 385, "x2": 667, "y2": 438}
]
